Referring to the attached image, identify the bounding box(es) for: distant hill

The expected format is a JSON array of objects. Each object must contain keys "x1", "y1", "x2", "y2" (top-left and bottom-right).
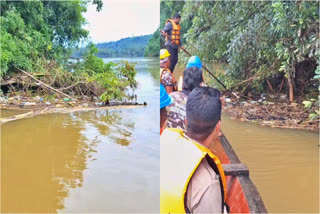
[
  {"x1": 72, "y1": 35, "x2": 152, "y2": 58},
  {"x1": 144, "y1": 27, "x2": 160, "y2": 57}
]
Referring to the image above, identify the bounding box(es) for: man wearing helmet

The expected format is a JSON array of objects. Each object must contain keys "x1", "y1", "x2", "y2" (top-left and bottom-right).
[{"x1": 160, "y1": 49, "x2": 177, "y2": 94}]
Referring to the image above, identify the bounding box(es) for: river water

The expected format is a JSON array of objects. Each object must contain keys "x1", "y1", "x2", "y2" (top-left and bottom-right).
[
  {"x1": 1, "y1": 57, "x2": 160, "y2": 213},
  {"x1": 173, "y1": 66, "x2": 319, "y2": 213},
  {"x1": 1, "y1": 60, "x2": 319, "y2": 213}
]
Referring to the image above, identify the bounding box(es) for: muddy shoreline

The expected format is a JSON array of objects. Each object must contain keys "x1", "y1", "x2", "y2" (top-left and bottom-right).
[{"x1": 222, "y1": 98, "x2": 319, "y2": 132}]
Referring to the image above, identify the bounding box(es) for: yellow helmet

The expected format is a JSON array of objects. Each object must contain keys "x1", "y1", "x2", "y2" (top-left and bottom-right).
[{"x1": 160, "y1": 49, "x2": 171, "y2": 60}]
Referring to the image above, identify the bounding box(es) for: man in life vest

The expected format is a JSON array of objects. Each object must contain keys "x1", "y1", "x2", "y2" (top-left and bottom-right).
[
  {"x1": 162, "y1": 13, "x2": 182, "y2": 73},
  {"x1": 166, "y1": 66, "x2": 204, "y2": 133},
  {"x1": 160, "y1": 83, "x2": 172, "y2": 135},
  {"x1": 161, "y1": 87, "x2": 227, "y2": 213},
  {"x1": 160, "y1": 49, "x2": 177, "y2": 94}
]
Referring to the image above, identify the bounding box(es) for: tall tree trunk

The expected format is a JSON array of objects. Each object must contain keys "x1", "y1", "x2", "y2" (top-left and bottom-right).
[{"x1": 288, "y1": 73, "x2": 294, "y2": 102}]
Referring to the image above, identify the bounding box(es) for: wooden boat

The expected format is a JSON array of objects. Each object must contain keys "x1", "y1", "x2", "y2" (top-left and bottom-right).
[{"x1": 212, "y1": 134, "x2": 268, "y2": 213}]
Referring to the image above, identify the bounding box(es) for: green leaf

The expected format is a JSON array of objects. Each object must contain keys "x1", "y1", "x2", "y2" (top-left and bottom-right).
[
  {"x1": 299, "y1": 19, "x2": 303, "y2": 24},
  {"x1": 314, "y1": 74, "x2": 320, "y2": 79},
  {"x1": 302, "y1": 101, "x2": 312, "y2": 108},
  {"x1": 309, "y1": 113, "x2": 317, "y2": 120}
]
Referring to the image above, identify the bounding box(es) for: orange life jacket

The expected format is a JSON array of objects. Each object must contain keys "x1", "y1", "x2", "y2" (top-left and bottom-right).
[
  {"x1": 165, "y1": 19, "x2": 181, "y2": 45},
  {"x1": 160, "y1": 68, "x2": 178, "y2": 91}
]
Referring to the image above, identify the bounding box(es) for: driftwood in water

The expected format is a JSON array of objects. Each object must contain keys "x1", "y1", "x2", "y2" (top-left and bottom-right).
[
  {"x1": 0, "y1": 111, "x2": 34, "y2": 123},
  {"x1": 0, "y1": 103, "x2": 146, "y2": 124}
]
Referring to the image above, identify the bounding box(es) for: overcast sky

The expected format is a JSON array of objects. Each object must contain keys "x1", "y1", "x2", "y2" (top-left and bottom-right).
[{"x1": 83, "y1": 0, "x2": 160, "y2": 44}]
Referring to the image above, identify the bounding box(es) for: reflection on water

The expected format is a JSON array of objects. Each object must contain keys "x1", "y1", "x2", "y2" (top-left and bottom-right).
[{"x1": 1, "y1": 58, "x2": 159, "y2": 213}]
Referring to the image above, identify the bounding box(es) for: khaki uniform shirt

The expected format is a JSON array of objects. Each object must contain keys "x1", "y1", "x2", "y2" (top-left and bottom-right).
[{"x1": 186, "y1": 158, "x2": 222, "y2": 213}]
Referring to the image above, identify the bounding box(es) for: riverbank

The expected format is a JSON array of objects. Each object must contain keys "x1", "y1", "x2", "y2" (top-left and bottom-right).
[
  {"x1": 222, "y1": 94, "x2": 319, "y2": 132},
  {"x1": 172, "y1": 64, "x2": 318, "y2": 132}
]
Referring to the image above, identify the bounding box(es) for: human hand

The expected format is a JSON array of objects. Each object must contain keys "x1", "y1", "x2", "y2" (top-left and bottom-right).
[{"x1": 161, "y1": 31, "x2": 167, "y2": 37}]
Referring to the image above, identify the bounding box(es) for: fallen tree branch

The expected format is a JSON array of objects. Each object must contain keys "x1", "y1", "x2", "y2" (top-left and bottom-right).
[
  {"x1": 59, "y1": 81, "x2": 86, "y2": 91},
  {"x1": 17, "y1": 68, "x2": 73, "y2": 99}
]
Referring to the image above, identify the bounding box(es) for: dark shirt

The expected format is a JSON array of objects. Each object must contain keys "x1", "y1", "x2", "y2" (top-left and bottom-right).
[{"x1": 163, "y1": 21, "x2": 182, "y2": 48}]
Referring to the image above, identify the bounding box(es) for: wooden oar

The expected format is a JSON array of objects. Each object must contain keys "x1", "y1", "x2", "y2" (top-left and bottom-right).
[{"x1": 160, "y1": 30, "x2": 240, "y2": 99}]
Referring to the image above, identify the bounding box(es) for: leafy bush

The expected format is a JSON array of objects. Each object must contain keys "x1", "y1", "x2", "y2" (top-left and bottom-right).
[
  {"x1": 302, "y1": 64, "x2": 320, "y2": 120},
  {"x1": 82, "y1": 44, "x2": 138, "y2": 103}
]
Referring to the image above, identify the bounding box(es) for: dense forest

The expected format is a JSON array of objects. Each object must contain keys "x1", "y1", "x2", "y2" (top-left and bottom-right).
[
  {"x1": 161, "y1": 1, "x2": 319, "y2": 120},
  {"x1": 72, "y1": 35, "x2": 152, "y2": 58},
  {"x1": 0, "y1": 1, "x2": 137, "y2": 103}
]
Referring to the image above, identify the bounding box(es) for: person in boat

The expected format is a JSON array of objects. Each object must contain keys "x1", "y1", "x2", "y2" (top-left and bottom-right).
[
  {"x1": 186, "y1": 55, "x2": 226, "y2": 108},
  {"x1": 160, "y1": 49, "x2": 177, "y2": 94},
  {"x1": 186, "y1": 55, "x2": 207, "y2": 84},
  {"x1": 160, "y1": 83, "x2": 172, "y2": 135},
  {"x1": 161, "y1": 13, "x2": 182, "y2": 73},
  {"x1": 161, "y1": 87, "x2": 227, "y2": 213},
  {"x1": 166, "y1": 66, "x2": 204, "y2": 133}
]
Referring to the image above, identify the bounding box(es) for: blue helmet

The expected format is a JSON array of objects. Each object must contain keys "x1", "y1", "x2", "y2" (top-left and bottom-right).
[
  {"x1": 160, "y1": 84, "x2": 172, "y2": 109},
  {"x1": 186, "y1": 56, "x2": 202, "y2": 69}
]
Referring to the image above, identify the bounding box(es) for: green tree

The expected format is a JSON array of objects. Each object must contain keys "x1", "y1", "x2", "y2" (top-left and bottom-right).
[
  {"x1": 0, "y1": 0, "x2": 103, "y2": 74},
  {"x1": 81, "y1": 43, "x2": 138, "y2": 103},
  {"x1": 145, "y1": 27, "x2": 160, "y2": 57},
  {"x1": 163, "y1": 1, "x2": 319, "y2": 101}
]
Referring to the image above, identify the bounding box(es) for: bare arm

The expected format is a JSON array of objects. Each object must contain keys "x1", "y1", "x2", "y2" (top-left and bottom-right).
[{"x1": 165, "y1": 86, "x2": 173, "y2": 94}]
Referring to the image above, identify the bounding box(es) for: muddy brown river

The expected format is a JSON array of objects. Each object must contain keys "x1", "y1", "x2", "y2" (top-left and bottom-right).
[
  {"x1": 174, "y1": 65, "x2": 319, "y2": 213},
  {"x1": 1, "y1": 58, "x2": 160, "y2": 213},
  {"x1": 222, "y1": 116, "x2": 319, "y2": 213},
  {"x1": 1, "y1": 60, "x2": 319, "y2": 213}
]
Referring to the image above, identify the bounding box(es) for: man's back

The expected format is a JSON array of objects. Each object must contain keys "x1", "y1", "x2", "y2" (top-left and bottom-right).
[
  {"x1": 186, "y1": 157, "x2": 222, "y2": 213},
  {"x1": 160, "y1": 128, "x2": 224, "y2": 214}
]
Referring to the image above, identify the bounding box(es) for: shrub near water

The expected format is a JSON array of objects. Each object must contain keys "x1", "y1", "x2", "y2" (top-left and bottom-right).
[{"x1": 81, "y1": 44, "x2": 138, "y2": 103}]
